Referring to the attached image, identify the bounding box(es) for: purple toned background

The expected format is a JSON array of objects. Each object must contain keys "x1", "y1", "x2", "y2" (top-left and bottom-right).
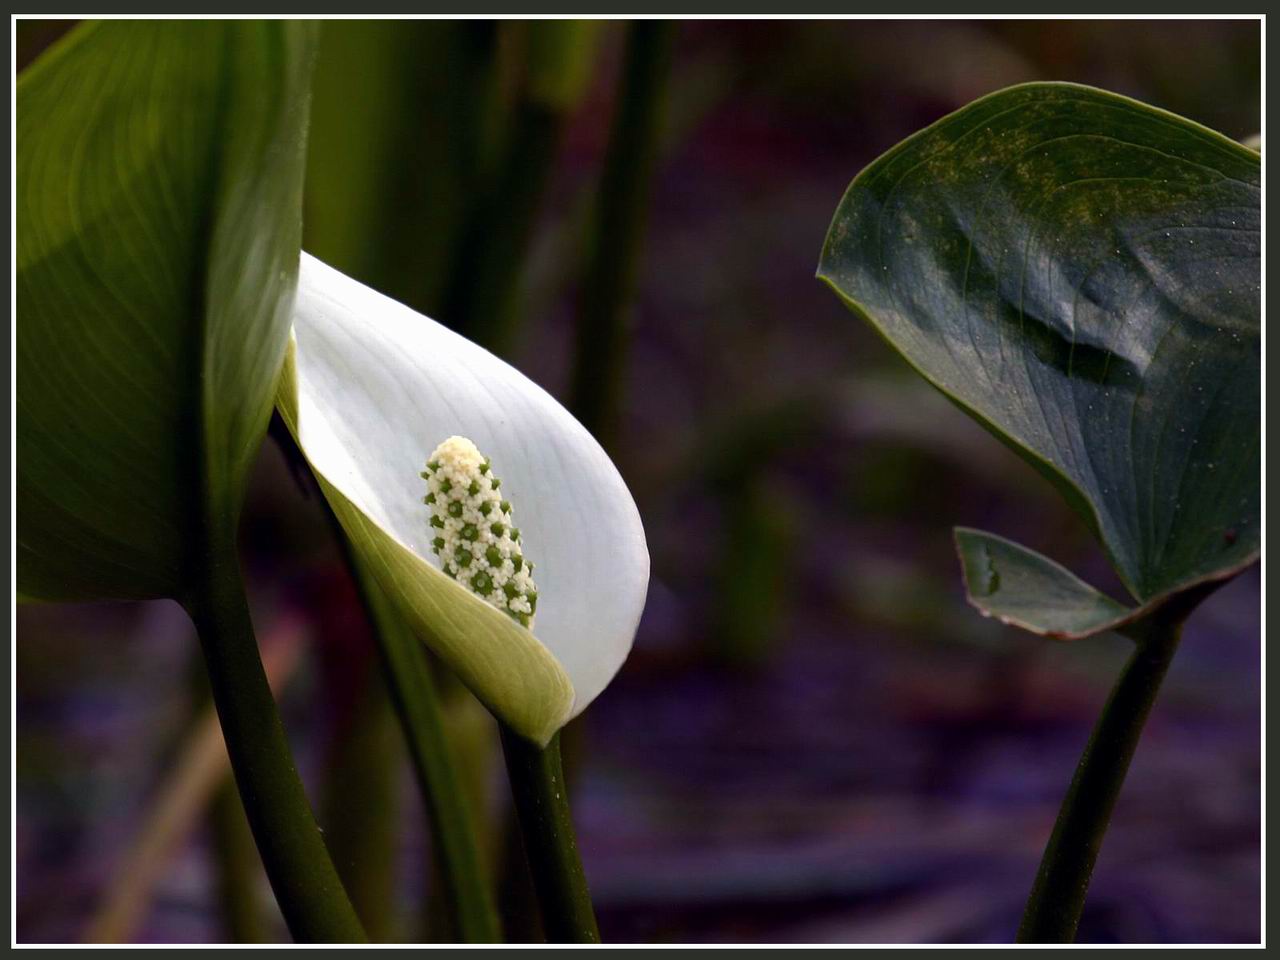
[{"x1": 16, "y1": 18, "x2": 1261, "y2": 944}]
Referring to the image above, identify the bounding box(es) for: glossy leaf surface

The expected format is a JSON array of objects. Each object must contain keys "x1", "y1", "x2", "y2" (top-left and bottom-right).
[
  {"x1": 820, "y1": 83, "x2": 1260, "y2": 604},
  {"x1": 955, "y1": 528, "x2": 1139, "y2": 640}
]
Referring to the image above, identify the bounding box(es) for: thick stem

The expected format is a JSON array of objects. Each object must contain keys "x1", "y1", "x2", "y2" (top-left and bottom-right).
[
  {"x1": 498, "y1": 726, "x2": 600, "y2": 943},
  {"x1": 184, "y1": 551, "x2": 367, "y2": 943},
  {"x1": 568, "y1": 20, "x2": 675, "y2": 449},
  {"x1": 1017, "y1": 615, "x2": 1184, "y2": 942}
]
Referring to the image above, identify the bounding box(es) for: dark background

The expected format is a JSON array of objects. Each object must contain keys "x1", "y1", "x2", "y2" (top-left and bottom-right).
[{"x1": 15, "y1": 18, "x2": 1262, "y2": 944}]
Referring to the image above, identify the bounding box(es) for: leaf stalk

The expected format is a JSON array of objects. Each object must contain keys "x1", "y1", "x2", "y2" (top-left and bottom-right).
[
  {"x1": 184, "y1": 545, "x2": 368, "y2": 943},
  {"x1": 1017, "y1": 611, "x2": 1185, "y2": 942}
]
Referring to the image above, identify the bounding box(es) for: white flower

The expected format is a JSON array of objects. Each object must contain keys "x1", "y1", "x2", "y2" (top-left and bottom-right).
[{"x1": 277, "y1": 255, "x2": 650, "y2": 744}]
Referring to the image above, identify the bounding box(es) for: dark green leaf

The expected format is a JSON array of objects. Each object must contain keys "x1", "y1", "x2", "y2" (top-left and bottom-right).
[
  {"x1": 955, "y1": 527, "x2": 1137, "y2": 639},
  {"x1": 820, "y1": 83, "x2": 1260, "y2": 603},
  {"x1": 18, "y1": 21, "x2": 316, "y2": 601}
]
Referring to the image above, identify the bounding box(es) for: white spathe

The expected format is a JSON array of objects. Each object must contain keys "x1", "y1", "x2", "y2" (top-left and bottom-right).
[{"x1": 278, "y1": 254, "x2": 649, "y2": 744}]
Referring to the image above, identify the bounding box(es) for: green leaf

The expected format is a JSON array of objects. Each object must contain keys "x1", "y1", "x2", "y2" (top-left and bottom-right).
[
  {"x1": 278, "y1": 256, "x2": 650, "y2": 745},
  {"x1": 819, "y1": 83, "x2": 1260, "y2": 604},
  {"x1": 17, "y1": 21, "x2": 316, "y2": 602},
  {"x1": 955, "y1": 527, "x2": 1135, "y2": 640}
]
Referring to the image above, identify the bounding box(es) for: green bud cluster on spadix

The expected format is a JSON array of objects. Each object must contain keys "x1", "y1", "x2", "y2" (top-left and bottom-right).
[{"x1": 422, "y1": 436, "x2": 538, "y2": 628}]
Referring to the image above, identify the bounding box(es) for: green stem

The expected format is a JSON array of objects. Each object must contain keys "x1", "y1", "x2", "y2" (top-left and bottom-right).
[
  {"x1": 320, "y1": 665, "x2": 399, "y2": 942},
  {"x1": 1017, "y1": 614, "x2": 1184, "y2": 943},
  {"x1": 354, "y1": 561, "x2": 503, "y2": 943},
  {"x1": 712, "y1": 476, "x2": 790, "y2": 667},
  {"x1": 568, "y1": 20, "x2": 675, "y2": 449},
  {"x1": 184, "y1": 551, "x2": 367, "y2": 943},
  {"x1": 498, "y1": 726, "x2": 600, "y2": 943},
  {"x1": 440, "y1": 21, "x2": 599, "y2": 356},
  {"x1": 209, "y1": 778, "x2": 266, "y2": 943},
  {"x1": 271, "y1": 415, "x2": 500, "y2": 942},
  {"x1": 188, "y1": 650, "x2": 266, "y2": 942},
  {"x1": 441, "y1": 99, "x2": 562, "y2": 354}
]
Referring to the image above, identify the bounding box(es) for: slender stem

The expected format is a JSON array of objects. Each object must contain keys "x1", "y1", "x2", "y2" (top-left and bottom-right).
[
  {"x1": 355, "y1": 560, "x2": 504, "y2": 943},
  {"x1": 1017, "y1": 615, "x2": 1184, "y2": 942},
  {"x1": 441, "y1": 99, "x2": 562, "y2": 354},
  {"x1": 184, "y1": 550, "x2": 367, "y2": 943},
  {"x1": 498, "y1": 726, "x2": 600, "y2": 943},
  {"x1": 209, "y1": 778, "x2": 266, "y2": 942},
  {"x1": 568, "y1": 20, "x2": 675, "y2": 449},
  {"x1": 195, "y1": 651, "x2": 265, "y2": 944},
  {"x1": 320, "y1": 664, "x2": 399, "y2": 942},
  {"x1": 271, "y1": 415, "x2": 501, "y2": 942},
  {"x1": 439, "y1": 21, "x2": 599, "y2": 356},
  {"x1": 712, "y1": 476, "x2": 789, "y2": 667}
]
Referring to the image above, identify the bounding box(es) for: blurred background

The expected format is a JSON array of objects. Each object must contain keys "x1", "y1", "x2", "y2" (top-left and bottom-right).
[{"x1": 15, "y1": 18, "x2": 1261, "y2": 944}]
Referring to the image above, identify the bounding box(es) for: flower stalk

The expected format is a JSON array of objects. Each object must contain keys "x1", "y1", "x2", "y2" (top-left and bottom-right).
[
  {"x1": 499, "y1": 726, "x2": 600, "y2": 943},
  {"x1": 273, "y1": 415, "x2": 502, "y2": 942},
  {"x1": 353, "y1": 557, "x2": 504, "y2": 943},
  {"x1": 423, "y1": 436, "x2": 599, "y2": 941}
]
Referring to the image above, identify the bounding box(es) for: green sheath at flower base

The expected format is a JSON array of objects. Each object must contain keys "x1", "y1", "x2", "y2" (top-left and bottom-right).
[{"x1": 423, "y1": 437, "x2": 539, "y2": 628}]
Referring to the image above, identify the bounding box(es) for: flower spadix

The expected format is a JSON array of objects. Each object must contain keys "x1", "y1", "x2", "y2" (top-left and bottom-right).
[
  {"x1": 277, "y1": 255, "x2": 649, "y2": 745},
  {"x1": 423, "y1": 436, "x2": 538, "y2": 627}
]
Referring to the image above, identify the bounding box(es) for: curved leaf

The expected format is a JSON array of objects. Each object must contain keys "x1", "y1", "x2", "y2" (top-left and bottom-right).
[
  {"x1": 820, "y1": 83, "x2": 1260, "y2": 603},
  {"x1": 17, "y1": 21, "x2": 316, "y2": 601},
  {"x1": 278, "y1": 255, "x2": 650, "y2": 744},
  {"x1": 957, "y1": 527, "x2": 1134, "y2": 640},
  {"x1": 955, "y1": 527, "x2": 1254, "y2": 641}
]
